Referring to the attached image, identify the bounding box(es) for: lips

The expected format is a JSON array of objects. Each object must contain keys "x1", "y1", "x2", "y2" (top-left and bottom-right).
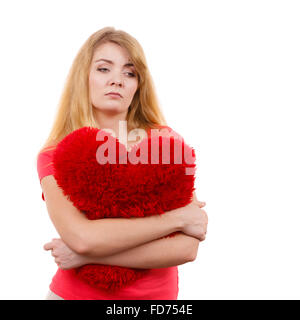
[{"x1": 106, "y1": 92, "x2": 122, "y2": 98}]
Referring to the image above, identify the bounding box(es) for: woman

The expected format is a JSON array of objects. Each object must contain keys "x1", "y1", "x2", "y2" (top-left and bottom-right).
[{"x1": 37, "y1": 27, "x2": 208, "y2": 300}]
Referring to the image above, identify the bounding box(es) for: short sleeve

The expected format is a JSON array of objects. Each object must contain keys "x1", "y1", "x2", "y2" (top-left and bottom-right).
[{"x1": 37, "y1": 147, "x2": 55, "y2": 201}]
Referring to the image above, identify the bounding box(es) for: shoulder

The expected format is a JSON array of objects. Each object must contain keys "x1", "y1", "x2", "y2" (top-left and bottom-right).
[
  {"x1": 37, "y1": 145, "x2": 56, "y2": 164},
  {"x1": 37, "y1": 145, "x2": 57, "y2": 183}
]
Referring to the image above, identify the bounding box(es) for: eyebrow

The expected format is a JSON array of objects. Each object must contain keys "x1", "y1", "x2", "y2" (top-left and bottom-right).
[{"x1": 94, "y1": 58, "x2": 134, "y2": 68}]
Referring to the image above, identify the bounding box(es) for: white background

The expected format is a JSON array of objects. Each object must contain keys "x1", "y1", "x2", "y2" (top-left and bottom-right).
[{"x1": 0, "y1": 0, "x2": 299, "y2": 300}]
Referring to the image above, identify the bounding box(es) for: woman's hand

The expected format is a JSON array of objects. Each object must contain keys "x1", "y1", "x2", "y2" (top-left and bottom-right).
[
  {"x1": 178, "y1": 201, "x2": 208, "y2": 241},
  {"x1": 193, "y1": 199, "x2": 206, "y2": 208},
  {"x1": 43, "y1": 238, "x2": 88, "y2": 270}
]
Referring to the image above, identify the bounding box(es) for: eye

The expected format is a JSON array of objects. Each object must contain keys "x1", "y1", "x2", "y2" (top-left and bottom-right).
[
  {"x1": 97, "y1": 68, "x2": 109, "y2": 72},
  {"x1": 126, "y1": 72, "x2": 136, "y2": 77},
  {"x1": 97, "y1": 68, "x2": 136, "y2": 78}
]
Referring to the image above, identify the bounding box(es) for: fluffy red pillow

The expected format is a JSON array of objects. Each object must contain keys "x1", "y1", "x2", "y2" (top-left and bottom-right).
[{"x1": 52, "y1": 126, "x2": 196, "y2": 291}]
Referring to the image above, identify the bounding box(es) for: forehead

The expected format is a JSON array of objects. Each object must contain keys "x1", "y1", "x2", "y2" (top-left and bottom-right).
[{"x1": 93, "y1": 42, "x2": 132, "y2": 63}]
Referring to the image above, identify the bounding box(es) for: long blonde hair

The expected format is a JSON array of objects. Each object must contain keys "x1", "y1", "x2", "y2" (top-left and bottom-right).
[{"x1": 38, "y1": 26, "x2": 167, "y2": 153}]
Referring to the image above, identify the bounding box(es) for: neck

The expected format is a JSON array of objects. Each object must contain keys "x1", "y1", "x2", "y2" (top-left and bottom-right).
[{"x1": 93, "y1": 108, "x2": 128, "y2": 139}]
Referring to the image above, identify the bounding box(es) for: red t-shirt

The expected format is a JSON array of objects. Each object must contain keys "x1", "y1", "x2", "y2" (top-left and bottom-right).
[{"x1": 37, "y1": 126, "x2": 179, "y2": 300}]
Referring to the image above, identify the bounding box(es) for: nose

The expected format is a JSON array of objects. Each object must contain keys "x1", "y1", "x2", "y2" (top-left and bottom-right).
[
  {"x1": 111, "y1": 81, "x2": 122, "y2": 87},
  {"x1": 110, "y1": 76, "x2": 123, "y2": 87}
]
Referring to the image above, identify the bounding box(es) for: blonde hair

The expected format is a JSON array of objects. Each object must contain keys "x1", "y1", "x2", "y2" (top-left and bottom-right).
[{"x1": 38, "y1": 26, "x2": 167, "y2": 154}]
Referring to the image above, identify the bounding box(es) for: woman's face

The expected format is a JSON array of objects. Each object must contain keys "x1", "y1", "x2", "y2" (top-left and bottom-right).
[{"x1": 89, "y1": 42, "x2": 138, "y2": 116}]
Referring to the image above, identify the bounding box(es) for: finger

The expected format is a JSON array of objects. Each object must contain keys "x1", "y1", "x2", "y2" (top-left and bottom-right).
[
  {"x1": 43, "y1": 242, "x2": 53, "y2": 251},
  {"x1": 194, "y1": 199, "x2": 205, "y2": 204},
  {"x1": 195, "y1": 201, "x2": 206, "y2": 208}
]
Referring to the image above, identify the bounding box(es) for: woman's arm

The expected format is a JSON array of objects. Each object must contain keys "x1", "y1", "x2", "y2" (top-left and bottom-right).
[
  {"x1": 45, "y1": 199, "x2": 206, "y2": 270},
  {"x1": 83, "y1": 232, "x2": 200, "y2": 269},
  {"x1": 83, "y1": 195, "x2": 204, "y2": 268},
  {"x1": 45, "y1": 232, "x2": 200, "y2": 270},
  {"x1": 41, "y1": 175, "x2": 187, "y2": 257}
]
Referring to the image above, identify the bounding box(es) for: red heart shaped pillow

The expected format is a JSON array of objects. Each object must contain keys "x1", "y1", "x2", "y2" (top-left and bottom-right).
[{"x1": 52, "y1": 126, "x2": 196, "y2": 291}]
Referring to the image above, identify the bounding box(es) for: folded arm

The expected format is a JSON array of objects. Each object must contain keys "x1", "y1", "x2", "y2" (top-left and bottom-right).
[
  {"x1": 82, "y1": 232, "x2": 200, "y2": 269},
  {"x1": 83, "y1": 192, "x2": 203, "y2": 269},
  {"x1": 46, "y1": 232, "x2": 200, "y2": 270},
  {"x1": 41, "y1": 175, "x2": 185, "y2": 257},
  {"x1": 43, "y1": 181, "x2": 204, "y2": 269}
]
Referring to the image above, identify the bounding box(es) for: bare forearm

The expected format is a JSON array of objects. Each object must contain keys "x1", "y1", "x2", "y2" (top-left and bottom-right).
[
  {"x1": 83, "y1": 210, "x2": 184, "y2": 257},
  {"x1": 82, "y1": 233, "x2": 199, "y2": 269}
]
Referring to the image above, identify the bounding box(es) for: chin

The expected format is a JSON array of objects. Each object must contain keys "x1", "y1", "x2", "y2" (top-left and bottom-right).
[{"x1": 95, "y1": 104, "x2": 127, "y2": 114}]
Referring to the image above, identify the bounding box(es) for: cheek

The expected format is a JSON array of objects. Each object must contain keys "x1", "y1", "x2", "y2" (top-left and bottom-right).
[
  {"x1": 127, "y1": 81, "x2": 138, "y2": 98},
  {"x1": 89, "y1": 74, "x2": 105, "y2": 91},
  {"x1": 89, "y1": 76, "x2": 107, "y2": 103}
]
